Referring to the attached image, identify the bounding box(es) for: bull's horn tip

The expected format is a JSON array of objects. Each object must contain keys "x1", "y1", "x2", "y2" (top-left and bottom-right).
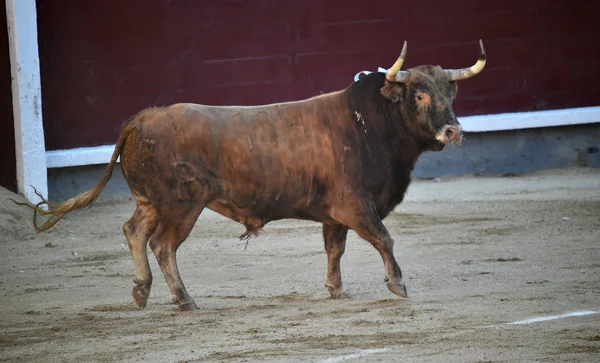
[{"x1": 478, "y1": 40, "x2": 486, "y2": 59}]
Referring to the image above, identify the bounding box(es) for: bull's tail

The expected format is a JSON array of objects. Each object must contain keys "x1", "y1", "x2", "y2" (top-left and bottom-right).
[{"x1": 14, "y1": 117, "x2": 138, "y2": 232}]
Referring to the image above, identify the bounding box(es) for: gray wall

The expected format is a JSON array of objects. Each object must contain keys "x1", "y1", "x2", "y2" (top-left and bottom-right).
[
  {"x1": 48, "y1": 123, "x2": 600, "y2": 201},
  {"x1": 414, "y1": 123, "x2": 600, "y2": 178}
]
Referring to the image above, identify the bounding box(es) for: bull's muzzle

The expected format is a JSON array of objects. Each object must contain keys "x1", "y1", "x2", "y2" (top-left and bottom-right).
[{"x1": 435, "y1": 124, "x2": 463, "y2": 144}]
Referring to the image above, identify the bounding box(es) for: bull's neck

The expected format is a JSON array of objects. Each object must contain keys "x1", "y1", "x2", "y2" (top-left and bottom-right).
[{"x1": 343, "y1": 74, "x2": 426, "y2": 171}]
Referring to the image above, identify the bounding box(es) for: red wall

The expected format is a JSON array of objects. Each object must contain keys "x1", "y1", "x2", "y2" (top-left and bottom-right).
[
  {"x1": 36, "y1": 0, "x2": 600, "y2": 151},
  {"x1": 0, "y1": 0, "x2": 16, "y2": 192}
]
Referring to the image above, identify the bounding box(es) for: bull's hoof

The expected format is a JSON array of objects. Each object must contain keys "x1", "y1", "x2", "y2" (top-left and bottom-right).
[
  {"x1": 132, "y1": 279, "x2": 151, "y2": 308},
  {"x1": 328, "y1": 290, "x2": 352, "y2": 300},
  {"x1": 179, "y1": 301, "x2": 198, "y2": 311},
  {"x1": 387, "y1": 280, "x2": 408, "y2": 298},
  {"x1": 326, "y1": 284, "x2": 351, "y2": 299},
  {"x1": 333, "y1": 291, "x2": 352, "y2": 299}
]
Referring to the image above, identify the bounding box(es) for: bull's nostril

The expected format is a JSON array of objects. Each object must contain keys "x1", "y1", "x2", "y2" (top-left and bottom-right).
[{"x1": 446, "y1": 128, "x2": 455, "y2": 140}]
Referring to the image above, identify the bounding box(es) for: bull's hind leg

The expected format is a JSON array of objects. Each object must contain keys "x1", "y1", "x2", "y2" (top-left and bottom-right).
[
  {"x1": 150, "y1": 202, "x2": 205, "y2": 311},
  {"x1": 123, "y1": 202, "x2": 159, "y2": 308},
  {"x1": 323, "y1": 224, "x2": 350, "y2": 299}
]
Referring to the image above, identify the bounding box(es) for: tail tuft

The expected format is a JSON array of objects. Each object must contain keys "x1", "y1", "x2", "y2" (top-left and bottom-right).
[{"x1": 11, "y1": 184, "x2": 103, "y2": 232}]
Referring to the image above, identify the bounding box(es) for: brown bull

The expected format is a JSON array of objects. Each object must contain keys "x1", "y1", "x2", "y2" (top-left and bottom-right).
[{"x1": 21, "y1": 40, "x2": 486, "y2": 311}]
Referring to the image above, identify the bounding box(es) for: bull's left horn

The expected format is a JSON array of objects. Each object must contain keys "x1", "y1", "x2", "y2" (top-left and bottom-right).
[
  {"x1": 386, "y1": 41, "x2": 410, "y2": 83},
  {"x1": 444, "y1": 39, "x2": 486, "y2": 81}
]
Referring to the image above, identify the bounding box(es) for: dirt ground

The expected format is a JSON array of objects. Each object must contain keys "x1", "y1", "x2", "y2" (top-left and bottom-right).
[{"x1": 1, "y1": 167, "x2": 599, "y2": 362}]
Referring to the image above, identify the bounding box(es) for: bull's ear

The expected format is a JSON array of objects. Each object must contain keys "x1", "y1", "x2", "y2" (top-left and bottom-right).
[
  {"x1": 450, "y1": 81, "x2": 458, "y2": 99},
  {"x1": 380, "y1": 81, "x2": 406, "y2": 103}
]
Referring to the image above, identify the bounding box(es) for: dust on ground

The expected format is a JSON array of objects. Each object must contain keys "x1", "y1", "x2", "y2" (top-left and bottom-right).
[{"x1": 1, "y1": 167, "x2": 599, "y2": 362}]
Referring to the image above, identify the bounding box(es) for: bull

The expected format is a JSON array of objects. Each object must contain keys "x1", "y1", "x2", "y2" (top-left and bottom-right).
[{"x1": 20, "y1": 40, "x2": 486, "y2": 311}]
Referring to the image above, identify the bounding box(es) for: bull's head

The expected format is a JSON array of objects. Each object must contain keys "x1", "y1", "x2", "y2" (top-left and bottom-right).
[{"x1": 380, "y1": 40, "x2": 486, "y2": 151}]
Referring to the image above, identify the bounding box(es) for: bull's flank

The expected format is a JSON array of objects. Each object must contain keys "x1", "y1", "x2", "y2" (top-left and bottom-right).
[{"x1": 17, "y1": 40, "x2": 486, "y2": 311}]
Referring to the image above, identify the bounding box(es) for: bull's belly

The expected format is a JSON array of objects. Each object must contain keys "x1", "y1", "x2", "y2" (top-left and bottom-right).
[{"x1": 206, "y1": 198, "x2": 332, "y2": 229}]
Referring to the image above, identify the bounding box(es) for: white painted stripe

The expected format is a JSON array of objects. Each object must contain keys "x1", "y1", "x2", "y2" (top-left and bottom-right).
[
  {"x1": 501, "y1": 310, "x2": 598, "y2": 326},
  {"x1": 322, "y1": 310, "x2": 598, "y2": 362},
  {"x1": 320, "y1": 348, "x2": 391, "y2": 363},
  {"x1": 459, "y1": 106, "x2": 600, "y2": 132},
  {"x1": 44, "y1": 106, "x2": 600, "y2": 169},
  {"x1": 476, "y1": 310, "x2": 598, "y2": 331},
  {"x1": 46, "y1": 145, "x2": 119, "y2": 168},
  {"x1": 445, "y1": 310, "x2": 598, "y2": 339}
]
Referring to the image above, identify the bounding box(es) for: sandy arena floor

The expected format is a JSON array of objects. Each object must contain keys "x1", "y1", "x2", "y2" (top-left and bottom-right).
[{"x1": 1, "y1": 167, "x2": 599, "y2": 362}]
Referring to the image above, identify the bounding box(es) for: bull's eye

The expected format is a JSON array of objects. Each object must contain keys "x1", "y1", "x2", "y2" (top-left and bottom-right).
[{"x1": 415, "y1": 92, "x2": 430, "y2": 105}]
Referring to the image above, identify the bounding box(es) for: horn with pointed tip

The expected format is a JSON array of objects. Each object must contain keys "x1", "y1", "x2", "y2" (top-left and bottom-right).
[
  {"x1": 385, "y1": 41, "x2": 410, "y2": 83},
  {"x1": 444, "y1": 39, "x2": 486, "y2": 81}
]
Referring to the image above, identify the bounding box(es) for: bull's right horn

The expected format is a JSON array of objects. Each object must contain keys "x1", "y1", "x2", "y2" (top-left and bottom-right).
[
  {"x1": 444, "y1": 39, "x2": 487, "y2": 81},
  {"x1": 386, "y1": 41, "x2": 410, "y2": 83}
]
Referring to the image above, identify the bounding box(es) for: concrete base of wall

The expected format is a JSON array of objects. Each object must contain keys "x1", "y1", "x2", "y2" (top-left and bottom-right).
[
  {"x1": 48, "y1": 164, "x2": 131, "y2": 202},
  {"x1": 48, "y1": 123, "x2": 600, "y2": 201},
  {"x1": 414, "y1": 123, "x2": 600, "y2": 178}
]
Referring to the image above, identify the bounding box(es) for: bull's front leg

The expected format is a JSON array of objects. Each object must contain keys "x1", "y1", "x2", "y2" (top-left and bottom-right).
[
  {"x1": 332, "y1": 201, "x2": 408, "y2": 298},
  {"x1": 322, "y1": 224, "x2": 350, "y2": 299},
  {"x1": 362, "y1": 223, "x2": 407, "y2": 298}
]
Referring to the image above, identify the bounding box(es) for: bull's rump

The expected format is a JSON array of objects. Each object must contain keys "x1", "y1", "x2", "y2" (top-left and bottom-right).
[{"x1": 121, "y1": 99, "x2": 346, "y2": 225}]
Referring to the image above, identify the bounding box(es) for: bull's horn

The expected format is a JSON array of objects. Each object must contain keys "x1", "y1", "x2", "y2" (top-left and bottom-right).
[
  {"x1": 444, "y1": 39, "x2": 486, "y2": 81},
  {"x1": 386, "y1": 41, "x2": 410, "y2": 83}
]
